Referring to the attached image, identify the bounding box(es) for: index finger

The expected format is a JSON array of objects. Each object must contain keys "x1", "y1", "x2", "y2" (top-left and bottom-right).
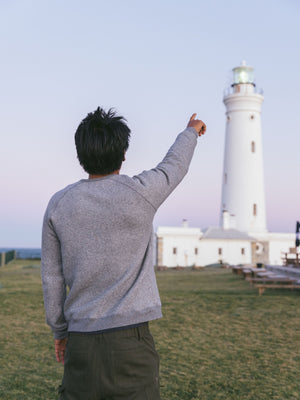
[
  {"x1": 55, "y1": 350, "x2": 61, "y2": 363},
  {"x1": 189, "y1": 113, "x2": 197, "y2": 122}
]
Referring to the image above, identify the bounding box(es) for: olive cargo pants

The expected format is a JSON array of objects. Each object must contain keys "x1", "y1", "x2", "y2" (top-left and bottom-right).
[{"x1": 58, "y1": 324, "x2": 160, "y2": 399}]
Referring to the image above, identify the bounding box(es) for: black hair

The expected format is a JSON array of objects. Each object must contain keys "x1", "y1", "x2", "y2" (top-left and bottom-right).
[{"x1": 75, "y1": 107, "x2": 131, "y2": 175}]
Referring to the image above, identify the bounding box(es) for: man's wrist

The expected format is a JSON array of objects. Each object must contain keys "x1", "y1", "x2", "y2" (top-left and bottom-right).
[
  {"x1": 186, "y1": 126, "x2": 198, "y2": 137},
  {"x1": 54, "y1": 331, "x2": 68, "y2": 340}
]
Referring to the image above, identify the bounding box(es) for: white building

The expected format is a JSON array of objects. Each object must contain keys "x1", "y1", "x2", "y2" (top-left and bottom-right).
[
  {"x1": 156, "y1": 62, "x2": 296, "y2": 267},
  {"x1": 157, "y1": 220, "x2": 254, "y2": 268}
]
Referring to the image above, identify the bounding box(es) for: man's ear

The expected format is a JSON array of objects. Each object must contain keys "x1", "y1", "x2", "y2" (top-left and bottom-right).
[{"x1": 123, "y1": 151, "x2": 126, "y2": 162}]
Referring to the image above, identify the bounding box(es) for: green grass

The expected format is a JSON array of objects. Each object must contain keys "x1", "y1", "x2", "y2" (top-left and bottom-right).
[{"x1": 1, "y1": 262, "x2": 300, "y2": 399}]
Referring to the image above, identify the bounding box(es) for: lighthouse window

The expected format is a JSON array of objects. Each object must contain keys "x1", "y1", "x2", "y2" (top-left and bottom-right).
[
  {"x1": 241, "y1": 248, "x2": 245, "y2": 255},
  {"x1": 195, "y1": 248, "x2": 198, "y2": 255},
  {"x1": 250, "y1": 114, "x2": 255, "y2": 120},
  {"x1": 218, "y1": 248, "x2": 222, "y2": 255},
  {"x1": 224, "y1": 173, "x2": 227, "y2": 183},
  {"x1": 253, "y1": 204, "x2": 257, "y2": 216},
  {"x1": 173, "y1": 247, "x2": 177, "y2": 255},
  {"x1": 227, "y1": 115, "x2": 231, "y2": 121},
  {"x1": 251, "y1": 141, "x2": 256, "y2": 153}
]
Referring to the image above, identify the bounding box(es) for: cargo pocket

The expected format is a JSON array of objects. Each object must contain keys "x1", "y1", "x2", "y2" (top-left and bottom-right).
[
  {"x1": 63, "y1": 335, "x2": 91, "y2": 395},
  {"x1": 112, "y1": 336, "x2": 159, "y2": 392}
]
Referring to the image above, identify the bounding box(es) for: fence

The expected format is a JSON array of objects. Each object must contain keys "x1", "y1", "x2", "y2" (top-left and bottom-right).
[{"x1": 0, "y1": 250, "x2": 16, "y2": 267}]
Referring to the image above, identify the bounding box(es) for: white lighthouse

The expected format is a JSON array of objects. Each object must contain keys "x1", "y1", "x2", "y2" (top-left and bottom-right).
[
  {"x1": 220, "y1": 61, "x2": 267, "y2": 234},
  {"x1": 156, "y1": 62, "x2": 296, "y2": 268}
]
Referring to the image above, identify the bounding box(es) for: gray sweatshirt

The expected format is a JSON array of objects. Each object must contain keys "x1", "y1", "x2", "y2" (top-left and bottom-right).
[{"x1": 41, "y1": 127, "x2": 198, "y2": 339}]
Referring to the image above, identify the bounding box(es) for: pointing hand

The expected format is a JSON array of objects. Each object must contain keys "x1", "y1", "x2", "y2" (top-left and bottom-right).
[{"x1": 187, "y1": 114, "x2": 206, "y2": 136}]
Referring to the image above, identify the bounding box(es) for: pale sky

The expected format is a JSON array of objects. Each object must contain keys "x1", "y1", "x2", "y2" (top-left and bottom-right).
[{"x1": 0, "y1": 0, "x2": 299, "y2": 247}]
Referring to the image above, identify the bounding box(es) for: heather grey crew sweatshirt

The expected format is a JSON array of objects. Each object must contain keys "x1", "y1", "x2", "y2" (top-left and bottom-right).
[{"x1": 41, "y1": 127, "x2": 198, "y2": 339}]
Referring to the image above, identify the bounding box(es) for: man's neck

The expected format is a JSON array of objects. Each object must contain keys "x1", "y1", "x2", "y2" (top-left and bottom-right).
[{"x1": 88, "y1": 170, "x2": 120, "y2": 179}]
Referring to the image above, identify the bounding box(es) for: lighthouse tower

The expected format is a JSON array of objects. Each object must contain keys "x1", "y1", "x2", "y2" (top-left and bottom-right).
[{"x1": 220, "y1": 61, "x2": 267, "y2": 234}]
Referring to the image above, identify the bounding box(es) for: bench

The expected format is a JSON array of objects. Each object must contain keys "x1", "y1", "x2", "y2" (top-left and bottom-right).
[
  {"x1": 255, "y1": 271, "x2": 275, "y2": 278},
  {"x1": 254, "y1": 283, "x2": 300, "y2": 295},
  {"x1": 232, "y1": 266, "x2": 266, "y2": 278},
  {"x1": 232, "y1": 266, "x2": 244, "y2": 275},
  {"x1": 250, "y1": 268, "x2": 267, "y2": 277},
  {"x1": 248, "y1": 277, "x2": 297, "y2": 285},
  {"x1": 242, "y1": 269, "x2": 253, "y2": 278}
]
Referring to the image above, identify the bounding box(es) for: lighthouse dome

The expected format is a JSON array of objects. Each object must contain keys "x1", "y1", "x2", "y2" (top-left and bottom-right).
[{"x1": 232, "y1": 60, "x2": 254, "y2": 85}]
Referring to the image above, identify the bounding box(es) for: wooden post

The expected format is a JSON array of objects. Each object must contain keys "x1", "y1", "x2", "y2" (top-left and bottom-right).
[{"x1": 0, "y1": 252, "x2": 5, "y2": 267}]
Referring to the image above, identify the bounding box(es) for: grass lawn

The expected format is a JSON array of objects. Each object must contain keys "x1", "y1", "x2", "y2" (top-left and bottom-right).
[{"x1": 0, "y1": 261, "x2": 300, "y2": 399}]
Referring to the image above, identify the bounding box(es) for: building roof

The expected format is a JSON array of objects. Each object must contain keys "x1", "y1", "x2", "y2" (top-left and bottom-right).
[
  {"x1": 156, "y1": 226, "x2": 202, "y2": 236},
  {"x1": 202, "y1": 227, "x2": 255, "y2": 241}
]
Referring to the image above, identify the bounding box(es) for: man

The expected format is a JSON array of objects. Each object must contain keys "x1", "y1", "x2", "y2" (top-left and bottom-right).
[{"x1": 41, "y1": 107, "x2": 206, "y2": 400}]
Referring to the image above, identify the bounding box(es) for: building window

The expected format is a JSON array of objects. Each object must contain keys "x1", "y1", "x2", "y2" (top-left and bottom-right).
[
  {"x1": 224, "y1": 173, "x2": 227, "y2": 184},
  {"x1": 173, "y1": 247, "x2": 177, "y2": 255},
  {"x1": 241, "y1": 248, "x2": 245, "y2": 255},
  {"x1": 195, "y1": 248, "x2": 198, "y2": 255},
  {"x1": 227, "y1": 115, "x2": 231, "y2": 121},
  {"x1": 218, "y1": 248, "x2": 222, "y2": 255},
  {"x1": 250, "y1": 114, "x2": 255, "y2": 120},
  {"x1": 256, "y1": 243, "x2": 264, "y2": 254},
  {"x1": 253, "y1": 203, "x2": 257, "y2": 216},
  {"x1": 251, "y1": 141, "x2": 255, "y2": 153}
]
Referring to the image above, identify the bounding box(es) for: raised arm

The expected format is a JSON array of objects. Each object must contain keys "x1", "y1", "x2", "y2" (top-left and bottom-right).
[{"x1": 132, "y1": 114, "x2": 206, "y2": 209}]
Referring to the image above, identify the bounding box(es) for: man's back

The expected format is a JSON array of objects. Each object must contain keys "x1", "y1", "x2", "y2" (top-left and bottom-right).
[
  {"x1": 42, "y1": 125, "x2": 200, "y2": 339},
  {"x1": 43, "y1": 174, "x2": 162, "y2": 335}
]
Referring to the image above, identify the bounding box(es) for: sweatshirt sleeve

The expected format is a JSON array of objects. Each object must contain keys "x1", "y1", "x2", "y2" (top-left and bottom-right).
[
  {"x1": 41, "y1": 208, "x2": 68, "y2": 339},
  {"x1": 132, "y1": 127, "x2": 198, "y2": 209}
]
